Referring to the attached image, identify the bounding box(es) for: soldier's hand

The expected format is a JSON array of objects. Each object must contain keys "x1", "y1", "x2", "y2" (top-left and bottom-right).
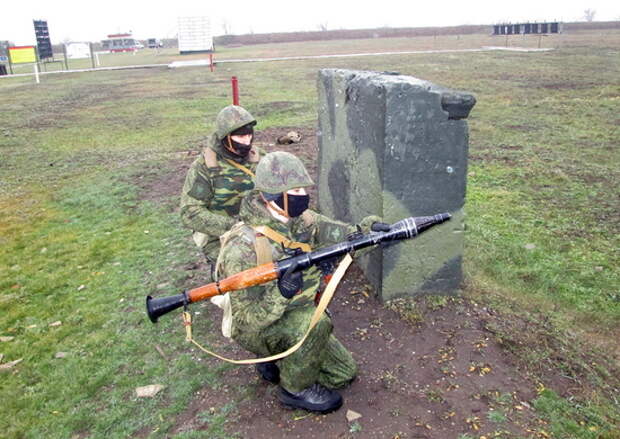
[
  {"x1": 278, "y1": 271, "x2": 303, "y2": 299},
  {"x1": 358, "y1": 215, "x2": 383, "y2": 233},
  {"x1": 371, "y1": 222, "x2": 391, "y2": 232}
]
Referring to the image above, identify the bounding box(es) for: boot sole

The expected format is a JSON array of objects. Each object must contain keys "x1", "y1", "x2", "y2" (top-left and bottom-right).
[{"x1": 278, "y1": 394, "x2": 343, "y2": 414}]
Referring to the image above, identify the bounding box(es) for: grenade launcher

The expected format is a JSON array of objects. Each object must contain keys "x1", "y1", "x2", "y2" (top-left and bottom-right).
[{"x1": 146, "y1": 213, "x2": 451, "y2": 323}]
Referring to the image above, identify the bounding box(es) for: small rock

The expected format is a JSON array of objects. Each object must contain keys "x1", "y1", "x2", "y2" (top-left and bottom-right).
[
  {"x1": 77, "y1": 285, "x2": 86, "y2": 291},
  {"x1": 594, "y1": 266, "x2": 603, "y2": 272},
  {"x1": 40, "y1": 248, "x2": 48, "y2": 254},
  {"x1": 135, "y1": 384, "x2": 165, "y2": 398},
  {"x1": 346, "y1": 409, "x2": 362, "y2": 422},
  {"x1": 0, "y1": 336, "x2": 15, "y2": 342},
  {"x1": 524, "y1": 243, "x2": 536, "y2": 250},
  {"x1": 49, "y1": 321, "x2": 62, "y2": 327},
  {"x1": 144, "y1": 230, "x2": 150, "y2": 234},
  {"x1": 276, "y1": 131, "x2": 302, "y2": 144},
  {"x1": 0, "y1": 358, "x2": 23, "y2": 371},
  {"x1": 55, "y1": 352, "x2": 68, "y2": 359}
]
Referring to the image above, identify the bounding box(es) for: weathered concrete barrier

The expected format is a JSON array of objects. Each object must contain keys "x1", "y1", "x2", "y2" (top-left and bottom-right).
[{"x1": 317, "y1": 69, "x2": 475, "y2": 300}]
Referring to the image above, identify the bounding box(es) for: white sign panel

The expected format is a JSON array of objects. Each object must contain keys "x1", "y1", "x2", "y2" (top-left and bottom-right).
[
  {"x1": 66, "y1": 42, "x2": 91, "y2": 59},
  {"x1": 178, "y1": 16, "x2": 214, "y2": 53}
]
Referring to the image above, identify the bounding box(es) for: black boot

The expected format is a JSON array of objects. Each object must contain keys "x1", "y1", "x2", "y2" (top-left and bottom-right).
[
  {"x1": 256, "y1": 361, "x2": 280, "y2": 384},
  {"x1": 278, "y1": 383, "x2": 343, "y2": 413}
]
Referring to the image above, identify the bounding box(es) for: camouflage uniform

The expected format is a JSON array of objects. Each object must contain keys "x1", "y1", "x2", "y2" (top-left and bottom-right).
[
  {"x1": 218, "y1": 191, "x2": 380, "y2": 393},
  {"x1": 180, "y1": 106, "x2": 259, "y2": 264}
]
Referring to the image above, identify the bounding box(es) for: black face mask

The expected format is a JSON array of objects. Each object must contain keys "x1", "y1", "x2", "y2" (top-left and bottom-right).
[
  {"x1": 224, "y1": 125, "x2": 254, "y2": 158},
  {"x1": 266, "y1": 193, "x2": 310, "y2": 217},
  {"x1": 226, "y1": 137, "x2": 252, "y2": 157}
]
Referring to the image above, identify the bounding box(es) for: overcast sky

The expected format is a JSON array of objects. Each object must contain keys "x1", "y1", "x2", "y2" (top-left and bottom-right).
[{"x1": 4, "y1": 0, "x2": 619, "y2": 45}]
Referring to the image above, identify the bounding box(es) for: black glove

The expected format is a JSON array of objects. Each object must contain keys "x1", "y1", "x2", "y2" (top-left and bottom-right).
[
  {"x1": 278, "y1": 261, "x2": 303, "y2": 299},
  {"x1": 371, "y1": 222, "x2": 391, "y2": 232}
]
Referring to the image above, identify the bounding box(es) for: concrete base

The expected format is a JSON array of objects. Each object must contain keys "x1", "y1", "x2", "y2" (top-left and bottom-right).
[{"x1": 317, "y1": 69, "x2": 475, "y2": 301}]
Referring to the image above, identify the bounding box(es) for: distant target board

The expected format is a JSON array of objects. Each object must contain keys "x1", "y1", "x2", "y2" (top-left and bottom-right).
[
  {"x1": 9, "y1": 46, "x2": 37, "y2": 64},
  {"x1": 66, "y1": 42, "x2": 91, "y2": 59},
  {"x1": 178, "y1": 16, "x2": 214, "y2": 54}
]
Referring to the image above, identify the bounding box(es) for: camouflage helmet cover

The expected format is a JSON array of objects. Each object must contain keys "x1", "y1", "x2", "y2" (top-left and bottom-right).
[
  {"x1": 254, "y1": 151, "x2": 314, "y2": 194},
  {"x1": 215, "y1": 105, "x2": 257, "y2": 140}
]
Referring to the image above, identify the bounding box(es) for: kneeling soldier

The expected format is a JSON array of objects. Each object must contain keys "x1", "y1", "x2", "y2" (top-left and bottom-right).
[
  {"x1": 180, "y1": 105, "x2": 260, "y2": 278},
  {"x1": 216, "y1": 151, "x2": 380, "y2": 413}
]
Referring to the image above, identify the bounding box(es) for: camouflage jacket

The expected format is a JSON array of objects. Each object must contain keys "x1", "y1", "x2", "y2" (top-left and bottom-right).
[
  {"x1": 179, "y1": 134, "x2": 260, "y2": 238},
  {"x1": 217, "y1": 191, "x2": 380, "y2": 346}
]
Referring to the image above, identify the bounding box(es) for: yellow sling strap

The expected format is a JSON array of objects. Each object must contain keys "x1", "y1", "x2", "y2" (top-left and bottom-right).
[
  {"x1": 224, "y1": 158, "x2": 255, "y2": 177},
  {"x1": 252, "y1": 225, "x2": 312, "y2": 253},
  {"x1": 205, "y1": 146, "x2": 258, "y2": 173},
  {"x1": 183, "y1": 253, "x2": 353, "y2": 364},
  {"x1": 254, "y1": 234, "x2": 273, "y2": 266}
]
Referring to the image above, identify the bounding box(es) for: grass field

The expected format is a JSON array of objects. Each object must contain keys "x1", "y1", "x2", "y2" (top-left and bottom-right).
[{"x1": 1, "y1": 30, "x2": 619, "y2": 438}]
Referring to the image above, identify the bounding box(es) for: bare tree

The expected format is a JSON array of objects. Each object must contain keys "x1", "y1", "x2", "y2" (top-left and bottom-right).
[
  {"x1": 584, "y1": 9, "x2": 596, "y2": 22},
  {"x1": 318, "y1": 22, "x2": 328, "y2": 31}
]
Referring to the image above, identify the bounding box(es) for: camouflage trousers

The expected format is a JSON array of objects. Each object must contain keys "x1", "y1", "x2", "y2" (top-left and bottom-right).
[{"x1": 234, "y1": 306, "x2": 357, "y2": 393}]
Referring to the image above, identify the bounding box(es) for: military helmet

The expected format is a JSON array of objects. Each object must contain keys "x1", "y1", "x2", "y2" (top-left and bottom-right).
[
  {"x1": 254, "y1": 151, "x2": 314, "y2": 194},
  {"x1": 215, "y1": 105, "x2": 257, "y2": 140}
]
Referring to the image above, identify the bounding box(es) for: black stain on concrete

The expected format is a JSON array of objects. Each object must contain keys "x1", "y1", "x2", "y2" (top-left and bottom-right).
[
  {"x1": 418, "y1": 255, "x2": 463, "y2": 293},
  {"x1": 327, "y1": 159, "x2": 353, "y2": 223}
]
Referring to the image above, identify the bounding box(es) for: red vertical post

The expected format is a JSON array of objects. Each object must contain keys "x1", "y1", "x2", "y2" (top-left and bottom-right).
[
  {"x1": 209, "y1": 53, "x2": 214, "y2": 72},
  {"x1": 232, "y1": 76, "x2": 239, "y2": 105}
]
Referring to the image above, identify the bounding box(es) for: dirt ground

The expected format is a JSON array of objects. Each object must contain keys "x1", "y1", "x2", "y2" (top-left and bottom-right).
[
  {"x1": 168, "y1": 267, "x2": 545, "y2": 439},
  {"x1": 134, "y1": 127, "x2": 619, "y2": 438}
]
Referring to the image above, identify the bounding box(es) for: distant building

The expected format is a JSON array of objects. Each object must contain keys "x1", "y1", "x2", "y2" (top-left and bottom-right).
[
  {"x1": 0, "y1": 41, "x2": 10, "y2": 58},
  {"x1": 101, "y1": 33, "x2": 139, "y2": 52},
  {"x1": 147, "y1": 38, "x2": 163, "y2": 49}
]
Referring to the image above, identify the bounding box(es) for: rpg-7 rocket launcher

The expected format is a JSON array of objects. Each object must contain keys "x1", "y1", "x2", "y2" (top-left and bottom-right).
[{"x1": 146, "y1": 213, "x2": 451, "y2": 322}]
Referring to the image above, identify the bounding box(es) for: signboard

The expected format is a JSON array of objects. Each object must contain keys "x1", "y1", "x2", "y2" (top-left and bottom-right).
[
  {"x1": 178, "y1": 16, "x2": 214, "y2": 54},
  {"x1": 34, "y1": 20, "x2": 53, "y2": 59},
  {"x1": 9, "y1": 46, "x2": 37, "y2": 64},
  {"x1": 66, "y1": 42, "x2": 91, "y2": 59}
]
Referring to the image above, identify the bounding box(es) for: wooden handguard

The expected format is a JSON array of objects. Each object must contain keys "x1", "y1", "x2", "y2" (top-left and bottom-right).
[{"x1": 186, "y1": 262, "x2": 279, "y2": 303}]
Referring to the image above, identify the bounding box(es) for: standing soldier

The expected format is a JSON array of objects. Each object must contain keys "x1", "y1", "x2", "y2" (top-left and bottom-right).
[
  {"x1": 180, "y1": 105, "x2": 260, "y2": 279},
  {"x1": 216, "y1": 151, "x2": 381, "y2": 413}
]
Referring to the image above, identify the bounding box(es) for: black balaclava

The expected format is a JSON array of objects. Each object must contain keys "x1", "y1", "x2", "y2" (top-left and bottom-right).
[
  {"x1": 263, "y1": 192, "x2": 310, "y2": 218},
  {"x1": 224, "y1": 125, "x2": 254, "y2": 158}
]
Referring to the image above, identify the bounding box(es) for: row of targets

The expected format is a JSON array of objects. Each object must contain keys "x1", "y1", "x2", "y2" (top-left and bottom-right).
[{"x1": 493, "y1": 22, "x2": 561, "y2": 35}]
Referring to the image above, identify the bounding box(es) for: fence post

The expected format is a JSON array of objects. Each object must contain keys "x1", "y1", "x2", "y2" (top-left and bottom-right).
[{"x1": 232, "y1": 76, "x2": 239, "y2": 105}]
